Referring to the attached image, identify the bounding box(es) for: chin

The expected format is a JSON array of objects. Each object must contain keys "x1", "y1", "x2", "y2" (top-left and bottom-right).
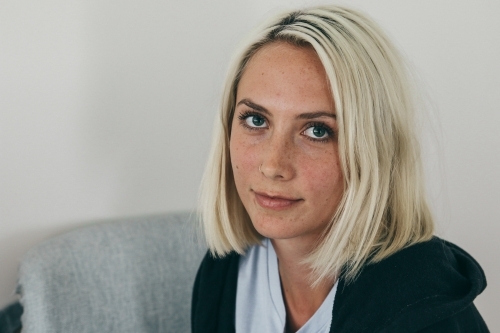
[{"x1": 250, "y1": 214, "x2": 303, "y2": 240}]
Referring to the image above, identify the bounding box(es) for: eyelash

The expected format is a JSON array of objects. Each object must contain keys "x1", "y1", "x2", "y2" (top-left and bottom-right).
[
  {"x1": 237, "y1": 111, "x2": 264, "y2": 130},
  {"x1": 304, "y1": 121, "x2": 334, "y2": 143},
  {"x1": 237, "y1": 110, "x2": 335, "y2": 143}
]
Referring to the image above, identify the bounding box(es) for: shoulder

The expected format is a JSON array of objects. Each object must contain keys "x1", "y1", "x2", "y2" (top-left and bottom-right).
[
  {"x1": 331, "y1": 237, "x2": 489, "y2": 332},
  {"x1": 195, "y1": 250, "x2": 240, "y2": 281},
  {"x1": 192, "y1": 250, "x2": 240, "y2": 304},
  {"x1": 191, "y1": 251, "x2": 240, "y2": 333}
]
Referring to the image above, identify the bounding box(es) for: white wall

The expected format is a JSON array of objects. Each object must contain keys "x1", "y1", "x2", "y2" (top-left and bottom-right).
[{"x1": 1, "y1": 0, "x2": 499, "y2": 329}]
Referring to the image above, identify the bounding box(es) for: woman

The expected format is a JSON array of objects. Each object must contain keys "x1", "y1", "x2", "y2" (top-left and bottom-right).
[{"x1": 192, "y1": 5, "x2": 488, "y2": 333}]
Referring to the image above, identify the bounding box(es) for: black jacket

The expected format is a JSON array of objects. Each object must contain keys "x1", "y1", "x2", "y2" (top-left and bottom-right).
[
  {"x1": 191, "y1": 237, "x2": 489, "y2": 332},
  {"x1": 0, "y1": 302, "x2": 22, "y2": 333}
]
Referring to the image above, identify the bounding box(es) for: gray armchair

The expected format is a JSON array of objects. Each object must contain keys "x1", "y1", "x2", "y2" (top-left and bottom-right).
[{"x1": 16, "y1": 211, "x2": 206, "y2": 333}]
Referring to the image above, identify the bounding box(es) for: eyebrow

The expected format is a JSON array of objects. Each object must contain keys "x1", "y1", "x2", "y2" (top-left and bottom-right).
[{"x1": 237, "y1": 99, "x2": 336, "y2": 120}]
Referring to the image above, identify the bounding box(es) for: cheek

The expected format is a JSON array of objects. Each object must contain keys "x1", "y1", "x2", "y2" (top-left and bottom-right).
[
  {"x1": 230, "y1": 133, "x2": 259, "y2": 188},
  {"x1": 300, "y1": 152, "x2": 344, "y2": 203}
]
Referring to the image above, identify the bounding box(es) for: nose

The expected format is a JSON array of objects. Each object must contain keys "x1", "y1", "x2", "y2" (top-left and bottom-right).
[{"x1": 259, "y1": 132, "x2": 295, "y2": 181}]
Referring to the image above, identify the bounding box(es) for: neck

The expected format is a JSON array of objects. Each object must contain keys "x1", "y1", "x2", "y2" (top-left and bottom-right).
[{"x1": 271, "y1": 238, "x2": 336, "y2": 333}]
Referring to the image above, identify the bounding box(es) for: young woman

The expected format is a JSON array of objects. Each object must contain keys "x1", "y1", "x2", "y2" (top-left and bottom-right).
[{"x1": 192, "y1": 5, "x2": 489, "y2": 333}]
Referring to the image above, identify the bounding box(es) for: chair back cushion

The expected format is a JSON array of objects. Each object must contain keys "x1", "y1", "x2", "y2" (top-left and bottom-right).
[{"x1": 18, "y1": 211, "x2": 206, "y2": 333}]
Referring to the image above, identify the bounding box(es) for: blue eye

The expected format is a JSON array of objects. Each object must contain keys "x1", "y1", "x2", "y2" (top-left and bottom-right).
[
  {"x1": 303, "y1": 125, "x2": 330, "y2": 139},
  {"x1": 241, "y1": 113, "x2": 267, "y2": 128}
]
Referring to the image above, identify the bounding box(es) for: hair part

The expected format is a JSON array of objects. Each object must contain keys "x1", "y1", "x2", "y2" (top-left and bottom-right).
[{"x1": 198, "y1": 5, "x2": 434, "y2": 285}]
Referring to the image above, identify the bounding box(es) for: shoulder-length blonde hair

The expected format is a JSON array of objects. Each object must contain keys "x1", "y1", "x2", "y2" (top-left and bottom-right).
[{"x1": 198, "y1": 5, "x2": 433, "y2": 283}]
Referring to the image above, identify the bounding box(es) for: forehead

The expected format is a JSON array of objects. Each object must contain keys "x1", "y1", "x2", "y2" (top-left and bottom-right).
[{"x1": 237, "y1": 42, "x2": 334, "y2": 114}]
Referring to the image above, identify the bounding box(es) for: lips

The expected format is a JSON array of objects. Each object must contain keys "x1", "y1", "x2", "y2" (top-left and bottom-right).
[{"x1": 253, "y1": 191, "x2": 303, "y2": 210}]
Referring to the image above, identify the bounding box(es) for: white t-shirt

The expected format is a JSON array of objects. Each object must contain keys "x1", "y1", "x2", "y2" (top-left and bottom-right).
[{"x1": 236, "y1": 238, "x2": 338, "y2": 333}]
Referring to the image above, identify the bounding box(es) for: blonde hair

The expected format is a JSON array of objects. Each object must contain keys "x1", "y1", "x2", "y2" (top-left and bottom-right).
[{"x1": 198, "y1": 5, "x2": 434, "y2": 283}]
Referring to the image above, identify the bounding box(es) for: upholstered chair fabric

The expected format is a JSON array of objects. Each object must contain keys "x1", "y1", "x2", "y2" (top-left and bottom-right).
[{"x1": 17, "y1": 211, "x2": 206, "y2": 333}]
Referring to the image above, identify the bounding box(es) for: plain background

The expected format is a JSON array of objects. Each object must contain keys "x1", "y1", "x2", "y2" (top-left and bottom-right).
[{"x1": 1, "y1": 0, "x2": 498, "y2": 330}]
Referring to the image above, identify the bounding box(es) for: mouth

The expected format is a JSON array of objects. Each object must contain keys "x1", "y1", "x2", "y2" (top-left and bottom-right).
[{"x1": 253, "y1": 190, "x2": 303, "y2": 211}]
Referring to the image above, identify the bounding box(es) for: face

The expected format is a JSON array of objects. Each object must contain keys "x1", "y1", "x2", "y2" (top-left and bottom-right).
[{"x1": 230, "y1": 42, "x2": 344, "y2": 245}]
